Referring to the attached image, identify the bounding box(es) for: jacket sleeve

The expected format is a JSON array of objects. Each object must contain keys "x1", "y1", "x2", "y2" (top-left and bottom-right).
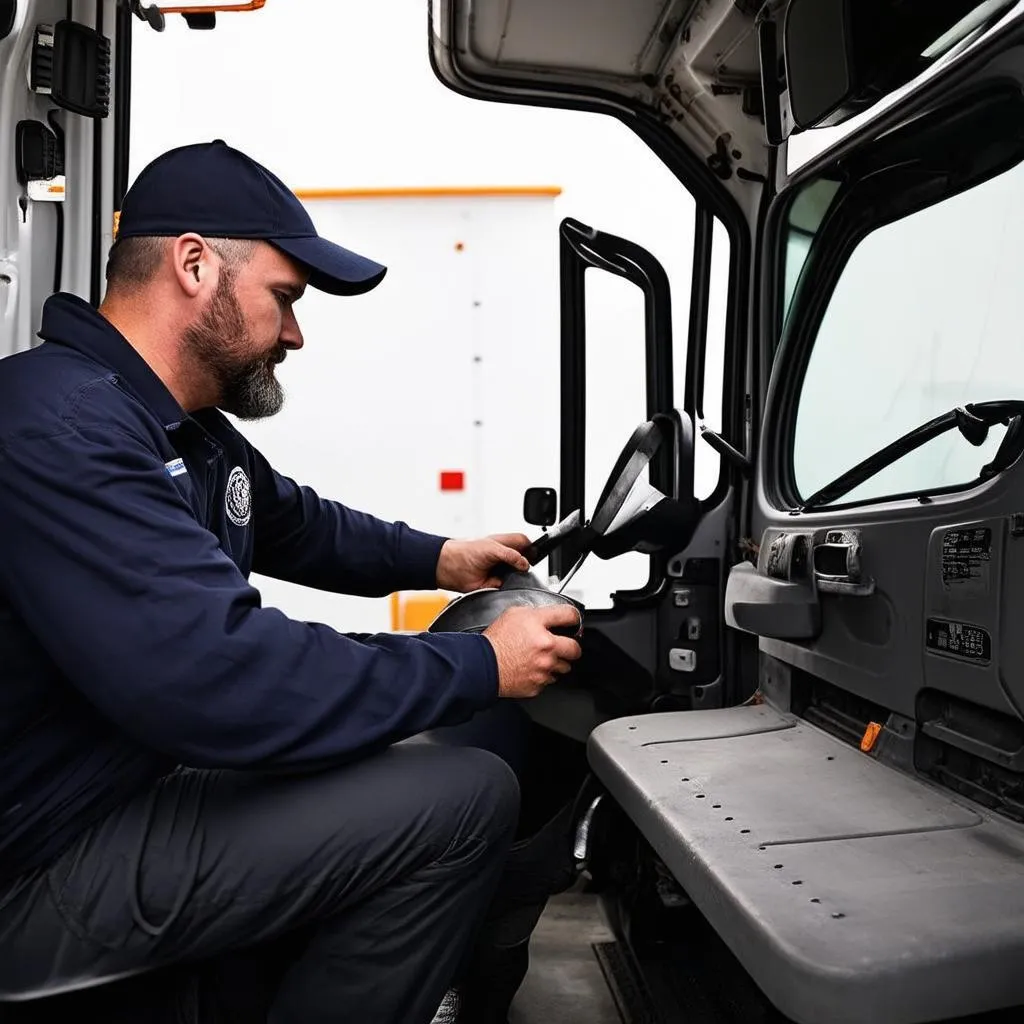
[
  {"x1": 249, "y1": 445, "x2": 447, "y2": 596},
  {"x1": 0, "y1": 421, "x2": 499, "y2": 770}
]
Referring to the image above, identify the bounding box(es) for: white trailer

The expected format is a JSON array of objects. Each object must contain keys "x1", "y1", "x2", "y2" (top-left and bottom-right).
[{"x1": 238, "y1": 187, "x2": 563, "y2": 634}]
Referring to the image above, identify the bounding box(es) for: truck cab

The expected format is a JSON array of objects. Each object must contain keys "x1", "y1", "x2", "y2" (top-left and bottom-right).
[
  {"x1": 4, "y1": 1, "x2": 1024, "y2": 1021},
  {"x1": 431, "y1": 1, "x2": 1024, "y2": 1021}
]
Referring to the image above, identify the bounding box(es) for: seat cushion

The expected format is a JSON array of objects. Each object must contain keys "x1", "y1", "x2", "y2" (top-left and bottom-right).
[{"x1": 588, "y1": 705, "x2": 1024, "y2": 1024}]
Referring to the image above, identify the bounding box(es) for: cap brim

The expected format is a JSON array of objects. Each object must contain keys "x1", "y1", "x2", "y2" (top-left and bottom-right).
[{"x1": 271, "y1": 234, "x2": 387, "y2": 296}]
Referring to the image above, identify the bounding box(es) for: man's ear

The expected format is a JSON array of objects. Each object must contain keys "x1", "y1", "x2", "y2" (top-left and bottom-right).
[{"x1": 172, "y1": 234, "x2": 210, "y2": 297}]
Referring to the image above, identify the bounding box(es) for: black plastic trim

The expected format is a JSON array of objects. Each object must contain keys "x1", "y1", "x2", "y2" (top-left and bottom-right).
[
  {"x1": 687, "y1": 205, "x2": 713, "y2": 420},
  {"x1": 89, "y1": 0, "x2": 105, "y2": 306},
  {"x1": 0, "y1": 1, "x2": 16, "y2": 41},
  {"x1": 554, "y1": 220, "x2": 586, "y2": 580},
  {"x1": 553, "y1": 218, "x2": 676, "y2": 582},
  {"x1": 113, "y1": 0, "x2": 132, "y2": 209}
]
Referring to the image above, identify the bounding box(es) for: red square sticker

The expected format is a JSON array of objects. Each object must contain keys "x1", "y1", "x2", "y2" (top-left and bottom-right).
[{"x1": 439, "y1": 471, "x2": 465, "y2": 492}]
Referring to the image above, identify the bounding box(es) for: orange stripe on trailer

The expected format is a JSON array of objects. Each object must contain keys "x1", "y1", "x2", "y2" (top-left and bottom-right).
[
  {"x1": 158, "y1": 1, "x2": 265, "y2": 13},
  {"x1": 294, "y1": 186, "x2": 563, "y2": 201}
]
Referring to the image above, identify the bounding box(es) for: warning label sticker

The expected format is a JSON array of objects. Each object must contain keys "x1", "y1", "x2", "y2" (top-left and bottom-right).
[
  {"x1": 941, "y1": 527, "x2": 991, "y2": 588},
  {"x1": 926, "y1": 618, "x2": 992, "y2": 662}
]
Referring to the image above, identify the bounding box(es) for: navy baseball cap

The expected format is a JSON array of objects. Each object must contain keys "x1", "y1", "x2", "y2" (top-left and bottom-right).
[{"x1": 116, "y1": 140, "x2": 386, "y2": 296}]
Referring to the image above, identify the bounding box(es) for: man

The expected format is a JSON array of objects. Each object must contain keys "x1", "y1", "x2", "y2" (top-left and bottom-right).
[{"x1": 0, "y1": 140, "x2": 582, "y2": 1023}]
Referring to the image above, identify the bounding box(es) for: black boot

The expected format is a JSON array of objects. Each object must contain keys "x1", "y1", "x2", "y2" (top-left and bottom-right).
[
  {"x1": 449, "y1": 793, "x2": 589, "y2": 1022},
  {"x1": 458, "y1": 903, "x2": 544, "y2": 1024}
]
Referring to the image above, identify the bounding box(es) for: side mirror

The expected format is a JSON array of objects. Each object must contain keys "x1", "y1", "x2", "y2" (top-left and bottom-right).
[
  {"x1": 523, "y1": 487, "x2": 557, "y2": 527},
  {"x1": 784, "y1": 0, "x2": 854, "y2": 131},
  {"x1": 765, "y1": 0, "x2": 1010, "y2": 141}
]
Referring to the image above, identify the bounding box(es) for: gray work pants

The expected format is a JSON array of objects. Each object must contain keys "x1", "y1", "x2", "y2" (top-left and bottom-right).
[{"x1": 0, "y1": 743, "x2": 519, "y2": 1024}]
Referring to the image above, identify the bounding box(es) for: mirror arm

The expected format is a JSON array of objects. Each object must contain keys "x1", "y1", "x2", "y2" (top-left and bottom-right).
[{"x1": 700, "y1": 426, "x2": 752, "y2": 476}]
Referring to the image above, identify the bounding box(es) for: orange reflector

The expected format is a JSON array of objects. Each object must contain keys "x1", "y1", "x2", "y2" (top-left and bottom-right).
[
  {"x1": 860, "y1": 721, "x2": 883, "y2": 753},
  {"x1": 47, "y1": 183, "x2": 64, "y2": 194}
]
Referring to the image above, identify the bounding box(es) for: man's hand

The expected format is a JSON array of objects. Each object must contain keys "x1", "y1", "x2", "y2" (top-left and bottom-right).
[
  {"x1": 436, "y1": 534, "x2": 532, "y2": 593},
  {"x1": 484, "y1": 605, "x2": 583, "y2": 698}
]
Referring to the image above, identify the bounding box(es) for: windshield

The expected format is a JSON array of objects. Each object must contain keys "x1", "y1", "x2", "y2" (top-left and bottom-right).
[{"x1": 787, "y1": 151, "x2": 1024, "y2": 506}]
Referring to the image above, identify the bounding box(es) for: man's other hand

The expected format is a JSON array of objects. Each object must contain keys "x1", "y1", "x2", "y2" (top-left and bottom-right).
[
  {"x1": 436, "y1": 534, "x2": 531, "y2": 593},
  {"x1": 484, "y1": 605, "x2": 583, "y2": 698}
]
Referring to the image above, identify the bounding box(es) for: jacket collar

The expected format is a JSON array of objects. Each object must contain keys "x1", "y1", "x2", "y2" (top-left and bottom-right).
[{"x1": 38, "y1": 292, "x2": 187, "y2": 431}]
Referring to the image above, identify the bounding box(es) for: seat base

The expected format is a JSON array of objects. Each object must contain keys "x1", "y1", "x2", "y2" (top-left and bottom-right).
[{"x1": 588, "y1": 705, "x2": 1024, "y2": 1024}]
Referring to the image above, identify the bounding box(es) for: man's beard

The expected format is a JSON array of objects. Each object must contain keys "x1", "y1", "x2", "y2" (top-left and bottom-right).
[{"x1": 182, "y1": 271, "x2": 286, "y2": 420}]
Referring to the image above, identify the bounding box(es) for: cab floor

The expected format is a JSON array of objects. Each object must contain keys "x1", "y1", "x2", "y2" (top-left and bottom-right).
[{"x1": 511, "y1": 891, "x2": 622, "y2": 1024}]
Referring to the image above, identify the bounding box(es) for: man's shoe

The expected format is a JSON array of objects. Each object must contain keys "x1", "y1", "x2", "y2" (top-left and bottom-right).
[
  {"x1": 458, "y1": 938, "x2": 529, "y2": 1024},
  {"x1": 430, "y1": 987, "x2": 463, "y2": 1024}
]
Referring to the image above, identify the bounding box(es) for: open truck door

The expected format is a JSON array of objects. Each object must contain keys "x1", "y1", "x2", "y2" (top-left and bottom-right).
[
  {"x1": 430, "y1": 0, "x2": 760, "y2": 742},
  {"x1": 514, "y1": 211, "x2": 748, "y2": 752},
  {"x1": 433, "y1": 2, "x2": 1024, "y2": 1021}
]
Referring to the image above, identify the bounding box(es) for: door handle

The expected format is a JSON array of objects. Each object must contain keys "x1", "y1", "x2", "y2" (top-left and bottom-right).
[{"x1": 813, "y1": 538, "x2": 876, "y2": 596}]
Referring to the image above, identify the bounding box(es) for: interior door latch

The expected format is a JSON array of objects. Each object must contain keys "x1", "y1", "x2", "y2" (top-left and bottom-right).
[{"x1": 812, "y1": 530, "x2": 875, "y2": 596}]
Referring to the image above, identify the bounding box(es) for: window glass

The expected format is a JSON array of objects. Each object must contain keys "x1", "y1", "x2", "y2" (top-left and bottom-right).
[
  {"x1": 575, "y1": 273, "x2": 651, "y2": 607},
  {"x1": 792, "y1": 161, "x2": 1024, "y2": 503},
  {"x1": 782, "y1": 179, "x2": 840, "y2": 323}
]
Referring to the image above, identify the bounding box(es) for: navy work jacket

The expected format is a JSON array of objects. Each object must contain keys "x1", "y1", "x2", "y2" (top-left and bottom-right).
[{"x1": 0, "y1": 293, "x2": 498, "y2": 883}]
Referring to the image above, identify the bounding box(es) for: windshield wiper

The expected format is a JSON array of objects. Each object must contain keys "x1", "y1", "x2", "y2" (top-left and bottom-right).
[{"x1": 799, "y1": 400, "x2": 1024, "y2": 510}]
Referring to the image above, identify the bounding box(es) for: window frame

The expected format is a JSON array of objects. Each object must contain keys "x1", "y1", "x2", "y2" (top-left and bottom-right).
[
  {"x1": 764, "y1": 84, "x2": 1024, "y2": 513},
  {"x1": 552, "y1": 216, "x2": 678, "y2": 596}
]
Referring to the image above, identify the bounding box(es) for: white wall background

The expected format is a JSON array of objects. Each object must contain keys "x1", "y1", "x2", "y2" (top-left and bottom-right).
[
  {"x1": 128, "y1": 0, "x2": 723, "y2": 631},
  {"x1": 236, "y1": 192, "x2": 563, "y2": 631}
]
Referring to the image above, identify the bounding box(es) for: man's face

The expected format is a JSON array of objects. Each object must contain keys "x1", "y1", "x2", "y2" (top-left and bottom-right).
[{"x1": 182, "y1": 241, "x2": 308, "y2": 419}]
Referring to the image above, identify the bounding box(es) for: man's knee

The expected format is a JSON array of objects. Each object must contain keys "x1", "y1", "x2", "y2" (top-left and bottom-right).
[{"x1": 443, "y1": 747, "x2": 520, "y2": 853}]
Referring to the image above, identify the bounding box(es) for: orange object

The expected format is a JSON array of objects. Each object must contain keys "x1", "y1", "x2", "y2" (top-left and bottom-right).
[
  {"x1": 158, "y1": 2, "x2": 265, "y2": 13},
  {"x1": 113, "y1": 210, "x2": 120, "y2": 238},
  {"x1": 390, "y1": 592, "x2": 451, "y2": 632},
  {"x1": 860, "y1": 721, "x2": 883, "y2": 753},
  {"x1": 294, "y1": 186, "x2": 562, "y2": 201}
]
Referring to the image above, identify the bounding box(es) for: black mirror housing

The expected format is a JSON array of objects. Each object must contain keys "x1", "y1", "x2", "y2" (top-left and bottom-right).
[{"x1": 523, "y1": 487, "x2": 557, "y2": 527}]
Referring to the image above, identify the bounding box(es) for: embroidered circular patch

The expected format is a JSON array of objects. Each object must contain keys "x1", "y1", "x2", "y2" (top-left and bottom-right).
[{"x1": 225, "y1": 466, "x2": 252, "y2": 527}]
